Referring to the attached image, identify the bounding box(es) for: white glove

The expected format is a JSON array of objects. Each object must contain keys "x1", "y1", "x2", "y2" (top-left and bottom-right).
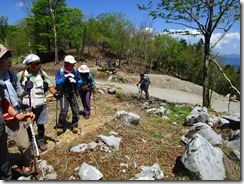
[
  {"x1": 69, "y1": 77, "x2": 76, "y2": 83},
  {"x1": 64, "y1": 73, "x2": 75, "y2": 78}
]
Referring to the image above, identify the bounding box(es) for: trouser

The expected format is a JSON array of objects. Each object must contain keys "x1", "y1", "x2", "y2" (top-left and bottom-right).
[
  {"x1": 79, "y1": 90, "x2": 92, "y2": 116},
  {"x1": 0, "y1": 120, "x2": 12, "y2": 180},
  {"x1": 141, "y1": 88, "x2": 149, "y2": 100},
  {"x1": 57, "y1": 93, "x2": 79, "y2": 128},
  {"x1": 26, "y1": 108, "x2": 47, "y2": 140},
  {"x1": 5, "y1": 121, "x2": 32, "y2": 168},
  {"x1": 27, "y1": 124, "x2": 45, "y2": 140}
]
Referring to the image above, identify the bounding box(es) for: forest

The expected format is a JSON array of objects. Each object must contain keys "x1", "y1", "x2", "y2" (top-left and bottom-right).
[{"x1": 0, "y1": 0, "x2": 240, "y2": 101}]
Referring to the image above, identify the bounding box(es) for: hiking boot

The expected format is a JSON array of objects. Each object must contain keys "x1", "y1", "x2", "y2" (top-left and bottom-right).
[
  {"x1": 72, "y1": 127, "x2": 78, "y2": 134},
  {"x1": 22, "y1": 165, "x2": 33, "y2": 176},
  {"x1": 37, "y1": 139, "x2": 47, "y2": 152},
  {"x1": 57, "y1": 128, "x2": 64, "y2": 136}
]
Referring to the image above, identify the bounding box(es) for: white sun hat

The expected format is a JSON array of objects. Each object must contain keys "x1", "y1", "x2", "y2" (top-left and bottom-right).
[
  {"x1": 23, "y1": 54, "x2": 40, "y2": 65},
  {"x1": 78, "y1": 65, "x2": 90, "y2": 73},
  {"x1": 64, "y1": 55, "x2": 76, "y2": 64}
]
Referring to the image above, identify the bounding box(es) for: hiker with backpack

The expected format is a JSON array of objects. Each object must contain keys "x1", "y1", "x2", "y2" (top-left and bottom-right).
[
  {"x1": 78, "y1": 65, "x2": 96, "y2": 119},
  {"x1": 136, "y1": 73, "x2": 151, "y2": 100},
  {"x1": 0, "y1": 44, "x2": 36, "y2": 176},
  {"x1": 17, "y1": 54, "x2": 60, "y2": 152},
  {"x1": 55, "y1": 55, "x2": 82, "y2": 135},
  {"x1": 0, "y1": 80, "x2": 35, "y2": 180}
]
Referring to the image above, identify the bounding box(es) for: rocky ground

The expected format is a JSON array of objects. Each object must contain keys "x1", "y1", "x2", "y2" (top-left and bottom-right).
[{"x1": 7, "y1": 61, "x2": 240, "y2": 180}]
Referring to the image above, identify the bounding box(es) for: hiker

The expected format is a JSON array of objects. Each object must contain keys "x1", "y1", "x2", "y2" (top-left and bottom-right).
[
  {"x1": 78, "y1": 65, "x2": 96, "y2": 119},
  {"x1": 0, "y1": 44, "x2": 35, "y2": 176},
  {"x1": 55, "y1": 55, "x2": 82, "y2": 135},
  {"x1": 0, "y1": 81, "x2": 35, "y2": 180},
  {"x1": 136, "y1": 73, "x2": 150, "y2": 100},
  {"x1": 17, "y1": 54, "x2": 60, "y2": 152},
  {"x1": 107, "y1": 58, "x2": 112, "y2": 67}
]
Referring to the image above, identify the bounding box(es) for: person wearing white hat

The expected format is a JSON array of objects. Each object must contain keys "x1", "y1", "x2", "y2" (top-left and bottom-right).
[
  {"x1": 55, "y1": 55, "x2": 82, "y2": 135},
  {"x1": 17, "y1": 53, "x2": 60, "y2": 152},
  {"x1": 78, "y1": 64, "x2": 96, "y2": 119}
]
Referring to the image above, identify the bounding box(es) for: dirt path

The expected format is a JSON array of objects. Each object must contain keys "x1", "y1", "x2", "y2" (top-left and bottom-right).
[{"x1": 96, "y1": 77, "x2": 240, "y2": 115}]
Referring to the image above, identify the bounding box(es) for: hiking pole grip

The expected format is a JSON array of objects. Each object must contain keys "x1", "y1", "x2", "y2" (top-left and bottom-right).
[{"x1": 26, "y1": 108, "x2": 32, "y2": 124}]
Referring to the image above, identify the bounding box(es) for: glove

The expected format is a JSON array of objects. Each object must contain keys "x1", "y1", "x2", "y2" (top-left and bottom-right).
[
  {"x1": 54, "y1": 92, "x2": 62, "y2": 100},
  {"x1": 69, "y1": 77, "x2": 76, "y2": 83},
  {"x1": 24, "y1": 80, "x2": 33, "y2": 93},
  {"x1": 64, "y1": 73, "x2": 75, "y2": 78}
]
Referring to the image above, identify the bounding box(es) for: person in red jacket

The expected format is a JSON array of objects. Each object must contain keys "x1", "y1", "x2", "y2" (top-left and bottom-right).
[{"x1": 0, "y1": 83, "x2": 35, "y2": 180}]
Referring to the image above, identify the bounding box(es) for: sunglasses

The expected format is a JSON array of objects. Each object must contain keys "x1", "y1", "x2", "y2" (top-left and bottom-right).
[{"x1": 32, "y1": 62, "x2": 41, "y2": 66}]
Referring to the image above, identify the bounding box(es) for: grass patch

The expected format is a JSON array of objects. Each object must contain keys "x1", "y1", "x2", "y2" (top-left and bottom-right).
[{"x1": 165, "y1": 104, "x2": 192, "y2": 122}]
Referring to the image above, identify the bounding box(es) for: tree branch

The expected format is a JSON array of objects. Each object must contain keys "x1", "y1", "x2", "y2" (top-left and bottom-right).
[{"x1": 211, "y1": 59, "x2": 240, "y2": 95}]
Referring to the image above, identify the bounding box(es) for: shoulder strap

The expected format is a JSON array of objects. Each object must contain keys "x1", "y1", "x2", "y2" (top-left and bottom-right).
[
  {"x1": 40, "y1": 70, "x2": 45, "y2": 81},
  {"x1": 20, "y1": 69, "x2": 25, "y2": 84},
  {"x1": 7, "y1": 70, "x2": 13, "y2": 83}
]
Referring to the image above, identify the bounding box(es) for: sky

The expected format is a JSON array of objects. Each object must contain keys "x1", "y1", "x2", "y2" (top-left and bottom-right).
[{"x1": 0, "y1": 0, "x2": 241, "y2": 56}]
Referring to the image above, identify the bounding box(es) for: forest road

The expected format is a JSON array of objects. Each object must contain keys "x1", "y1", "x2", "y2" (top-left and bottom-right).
[{"x1": 96, "y1": 79, "x2": 240, "y2": 115}]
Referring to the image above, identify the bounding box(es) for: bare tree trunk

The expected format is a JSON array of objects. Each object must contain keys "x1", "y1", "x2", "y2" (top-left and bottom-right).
[
  {"x1": 49, "y1": 0, "x2": 58, "y2": 64},
  {"x1": 203, "y1": 34, "x2": 211, "y2": 108}
]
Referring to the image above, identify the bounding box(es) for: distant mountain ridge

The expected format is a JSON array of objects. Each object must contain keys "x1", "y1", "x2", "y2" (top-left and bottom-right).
[{"x1": 221, "y1": 54, "x2": 240, "y2": 69}]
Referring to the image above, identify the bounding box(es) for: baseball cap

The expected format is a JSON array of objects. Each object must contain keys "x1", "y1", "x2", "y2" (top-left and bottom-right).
[
  {"x1": 64, "y1": 55, "x2": 76, "y2": 64},
  {"x1": 0, "y1": 44, "x2": 13, "y2": 59}
]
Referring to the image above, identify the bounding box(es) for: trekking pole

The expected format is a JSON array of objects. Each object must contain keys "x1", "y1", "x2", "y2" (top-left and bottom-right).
[
  {"x1": 26, "y1": 108, "x2": 46, "y2": 180},
  {"x1": 93, "y1": 91, "x2": 96, "y2": 114},
  {"x1": 55, "y1": 97, "x2": 58, "y2": 155},
  {"x1": 26, "y1": 76, "x2": 46, "y2": 180}
]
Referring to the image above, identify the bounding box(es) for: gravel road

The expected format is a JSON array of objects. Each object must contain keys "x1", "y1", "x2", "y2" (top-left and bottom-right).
[{"x1": 95, "y1": 73, "x2": 240, "y2": 115}]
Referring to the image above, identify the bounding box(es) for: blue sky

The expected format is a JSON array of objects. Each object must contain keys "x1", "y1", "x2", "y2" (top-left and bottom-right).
[{"x1": 0, "y1": 0, "x2": 240, "y2": 55}]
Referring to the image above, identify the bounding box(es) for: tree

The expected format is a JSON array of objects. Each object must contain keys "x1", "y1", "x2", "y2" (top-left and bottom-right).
[
  {"x1": 138, "y1": 0, "x2": 240, "y2": 108},
  {"x1": 49, "y1": 0, "x2": 58, "y2": 64},
  {"x1": 28, "y1": 0, "x2": 67, "y2": 53},
  {"x1": 96, "y1": 13, "x2": 132, "y2": 66},
  {"x1": 0, "y1": 16, "x2": 9, "y2": 46}
]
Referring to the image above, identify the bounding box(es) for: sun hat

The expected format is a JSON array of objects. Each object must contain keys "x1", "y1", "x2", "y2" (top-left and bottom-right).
[
  {"x1": 64, "y1": 55, "x2": 76, "y2": 64},
  {"x1": 23, "y1": 54, "x2": 40, "y2": 65},
  {"x1": 0, "y1": 44, "x2": 13, "y2": 59},
  {"x1": 78, "y1": 65, "x2": 90, "y2": 73}
]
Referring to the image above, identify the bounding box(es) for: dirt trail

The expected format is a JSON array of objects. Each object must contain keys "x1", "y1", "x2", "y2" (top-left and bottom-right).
[{"x1": 95, "y1": 77, "x2": 240, "y2": 115}]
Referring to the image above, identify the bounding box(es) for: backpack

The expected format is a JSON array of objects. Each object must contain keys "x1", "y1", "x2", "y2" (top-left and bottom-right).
[{"x1": 147, "y1": 76, "x2": 151, "y2": 85}]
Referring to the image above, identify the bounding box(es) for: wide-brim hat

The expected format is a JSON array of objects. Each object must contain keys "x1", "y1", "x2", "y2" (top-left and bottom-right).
[
  {"x1": 0, "y1": 44, "x2": 13, "y2": 59},
  {"x1": 64, "y1": 55, "x2": 76, "y2": 64},
  {"x1": 78, "y1": 65, "x2": 90, "y2": 73},
  {"x1": 23, "y1": 54, "x2": 40, "y2": 65}
]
